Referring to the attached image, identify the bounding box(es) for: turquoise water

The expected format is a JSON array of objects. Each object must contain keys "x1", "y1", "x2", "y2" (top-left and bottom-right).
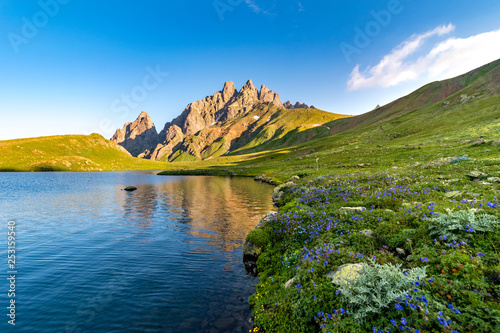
[{"x1": 0, "y1": 172, "x2": 274, "y2": 332}]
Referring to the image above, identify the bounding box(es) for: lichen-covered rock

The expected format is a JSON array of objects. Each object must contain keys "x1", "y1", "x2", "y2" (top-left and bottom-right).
[
  {"x1": 284, "y1": 277, "x2": 296, "y2": 289},
  {"x1": 424, "y1": 157, "x2": 456, "y2": 167},
  {"x1": 254, "y1": 174, "x2": 267, "y2": 181},
  {"x1": 339, "y1": 207, "x2": 366, "y2": 214},
  {"x1": 259, "y1": 211, "x2": 277, "y2": 224},
  {"x1": 287, "y1": 175, "x2": 300, "y2": 182},
  {"x1": 466, "y1": 170, "x2": 488, "y2": 180},
  {"x1": 243, "y1": 239, "x2": 262, "y2": 260},
  {"x1": 444, "y1": 191, "x2": 462, "y2": 199},
  {"x1": 360, "y1": 229, "x2": 374, "y2": 238},
  {"x1": 396, "y1": 248, "x2": 406, "y2": 256},
  {"x1": 487, "y1": 177, "x2": 500, "y2": 183},
  {"x1": 254, "y1": 174, "x2": 278, "y2": 185},
  {"x1": 272, "y1": 182, "x2": 295, "y2": 205},
  {"x1": 327, "y1": 264, "x2": 364, "y2": 285}
]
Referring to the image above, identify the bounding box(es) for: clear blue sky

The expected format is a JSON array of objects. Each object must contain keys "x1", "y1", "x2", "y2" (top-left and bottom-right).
[{"x1": 1, "y1": 0, "x2": 500, "y2": 140}]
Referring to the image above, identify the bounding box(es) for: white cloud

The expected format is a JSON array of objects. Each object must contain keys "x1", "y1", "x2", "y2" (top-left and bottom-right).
[{"x1": 347, "y1": 24, "x2": 500, "y2": 91}]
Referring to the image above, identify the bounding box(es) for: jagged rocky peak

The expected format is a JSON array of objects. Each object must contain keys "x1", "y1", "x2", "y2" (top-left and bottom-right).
[
  {"x1": 222, "y1": 81, "x2": 237, "y2": 101},
  {"x1": 137, "y1": 111, "x2": 155, "y2": 126},
  {"x1": 111, "y1": 111, "x2": 159, "y2": 157},
  {"x1": 284, "y1": 101, "x2": 310, "y2": 109},
  {"x1": 259, "y1": 84, "x2": 273, "y2": 102},
  {"x1": 258, "y1": 84, "x2": 284, "y2": 108},
  {"x1": 242, "y1": 79, "x2": 256, "y2": 91}
]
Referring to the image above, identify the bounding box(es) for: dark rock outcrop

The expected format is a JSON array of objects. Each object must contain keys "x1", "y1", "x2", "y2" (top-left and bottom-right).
[
  {"x1": 283, "y1": 101, "x2": 310, "y2": 109},
  {"x1": 111, "y1": 111, "x2": 158, "y2": 157},
  {"x1": 123, "y1": 186, "x2": 137, "y2": 192}
]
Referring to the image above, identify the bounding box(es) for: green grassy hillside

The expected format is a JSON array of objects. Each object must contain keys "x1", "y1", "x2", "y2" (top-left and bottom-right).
[
  {"x1": 159, "y1": 59, "x2": 500, "y2": 181},
  {"x1": 0, "y1": 133, "x2": 166, "y2": 172}
]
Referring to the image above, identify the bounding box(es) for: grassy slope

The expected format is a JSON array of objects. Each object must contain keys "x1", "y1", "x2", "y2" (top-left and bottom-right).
[
  {"x1": 159, "y1": 59, "x2": 500, "y2": 181},
  {"x1": 163, "y1": 104, "x2": 349, "y2": 162},
  {"x1": 0, "y1": 133, "x2": 167, "y2": 172}
]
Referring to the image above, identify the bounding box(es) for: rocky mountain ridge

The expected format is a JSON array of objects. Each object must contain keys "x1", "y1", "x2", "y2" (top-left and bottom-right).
[{"x1": 111, "y1": 80, "x2": 318, "y2": 161}]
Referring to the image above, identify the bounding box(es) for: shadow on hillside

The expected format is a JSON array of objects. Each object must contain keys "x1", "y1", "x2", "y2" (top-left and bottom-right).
[
  {"x1": 0, "y1": 168, "x2": 20, "y2": 172},
  {"x1": 229, "y1": 120, "x2": 341, "y2": 157},
  {"x1": 0, "y1": 166, "x2": 67, "y2": 172},
  {"x1": 117, "y1": 127, "x2": 159, "y2": 157}
]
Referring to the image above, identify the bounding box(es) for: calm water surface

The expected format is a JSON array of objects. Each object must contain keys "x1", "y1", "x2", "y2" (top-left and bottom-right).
[{"x1": 0, "y1": 172, "x2": 274, "y2": 332}]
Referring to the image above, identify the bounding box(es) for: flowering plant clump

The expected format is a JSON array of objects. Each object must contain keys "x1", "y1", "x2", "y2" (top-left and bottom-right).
[
  {"x1": 335, "y1": 262, "x2": 427, "y2": 323},
  {"x1": 428, "y1": 209, "x2": 499, "y2": 241}
]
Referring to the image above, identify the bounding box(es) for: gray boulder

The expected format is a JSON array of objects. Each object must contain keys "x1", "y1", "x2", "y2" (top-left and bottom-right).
[
  {"x1": 466, "y1": 170, "x2": 488, "y2": 180},
  {"x1": 243, "y1": 239, "x2": 262, "y2": 260},
  {"x1": 360, "y1": 229, "x2": 374, "y2": 238},
  {"x1": 339, "y1": 207, "x2": 366, "y2": 214},
  {"x1": 444, "y1": 191, "x2": 462, "y2": 199},
  {"x1": 272, "y1": 182, "x2": 295, "y2": 205},
  {"x1": 123, "y1": 186, "x2": 137, "y2": 192},
  {"x1": 284, "y1": 277, "x2": 296, "y2": 289},
  {"x1": 487, "y1": 177, "x2": 500, "y2": 183}
]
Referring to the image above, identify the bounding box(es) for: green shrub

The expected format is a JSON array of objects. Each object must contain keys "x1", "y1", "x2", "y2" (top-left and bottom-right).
[
  {"x1": 247, "y1": 228, "x2": 270, "y2": 248},
  {"x1": 428, "y1": 209, "x2": 499, "y2": 241},
  {"x1": 335, "y1": 263, "x2": 427, "y2": 323}
]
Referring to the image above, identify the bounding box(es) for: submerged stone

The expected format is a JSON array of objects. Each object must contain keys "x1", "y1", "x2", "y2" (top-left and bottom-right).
[{"x1": 123, "y1": 186, "x2": 137, "y2": 192}]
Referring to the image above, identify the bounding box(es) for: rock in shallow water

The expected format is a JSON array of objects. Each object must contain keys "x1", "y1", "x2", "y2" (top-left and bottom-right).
[{"x1": 123, "y1": 186, "x2": 137, "y2": 192}]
